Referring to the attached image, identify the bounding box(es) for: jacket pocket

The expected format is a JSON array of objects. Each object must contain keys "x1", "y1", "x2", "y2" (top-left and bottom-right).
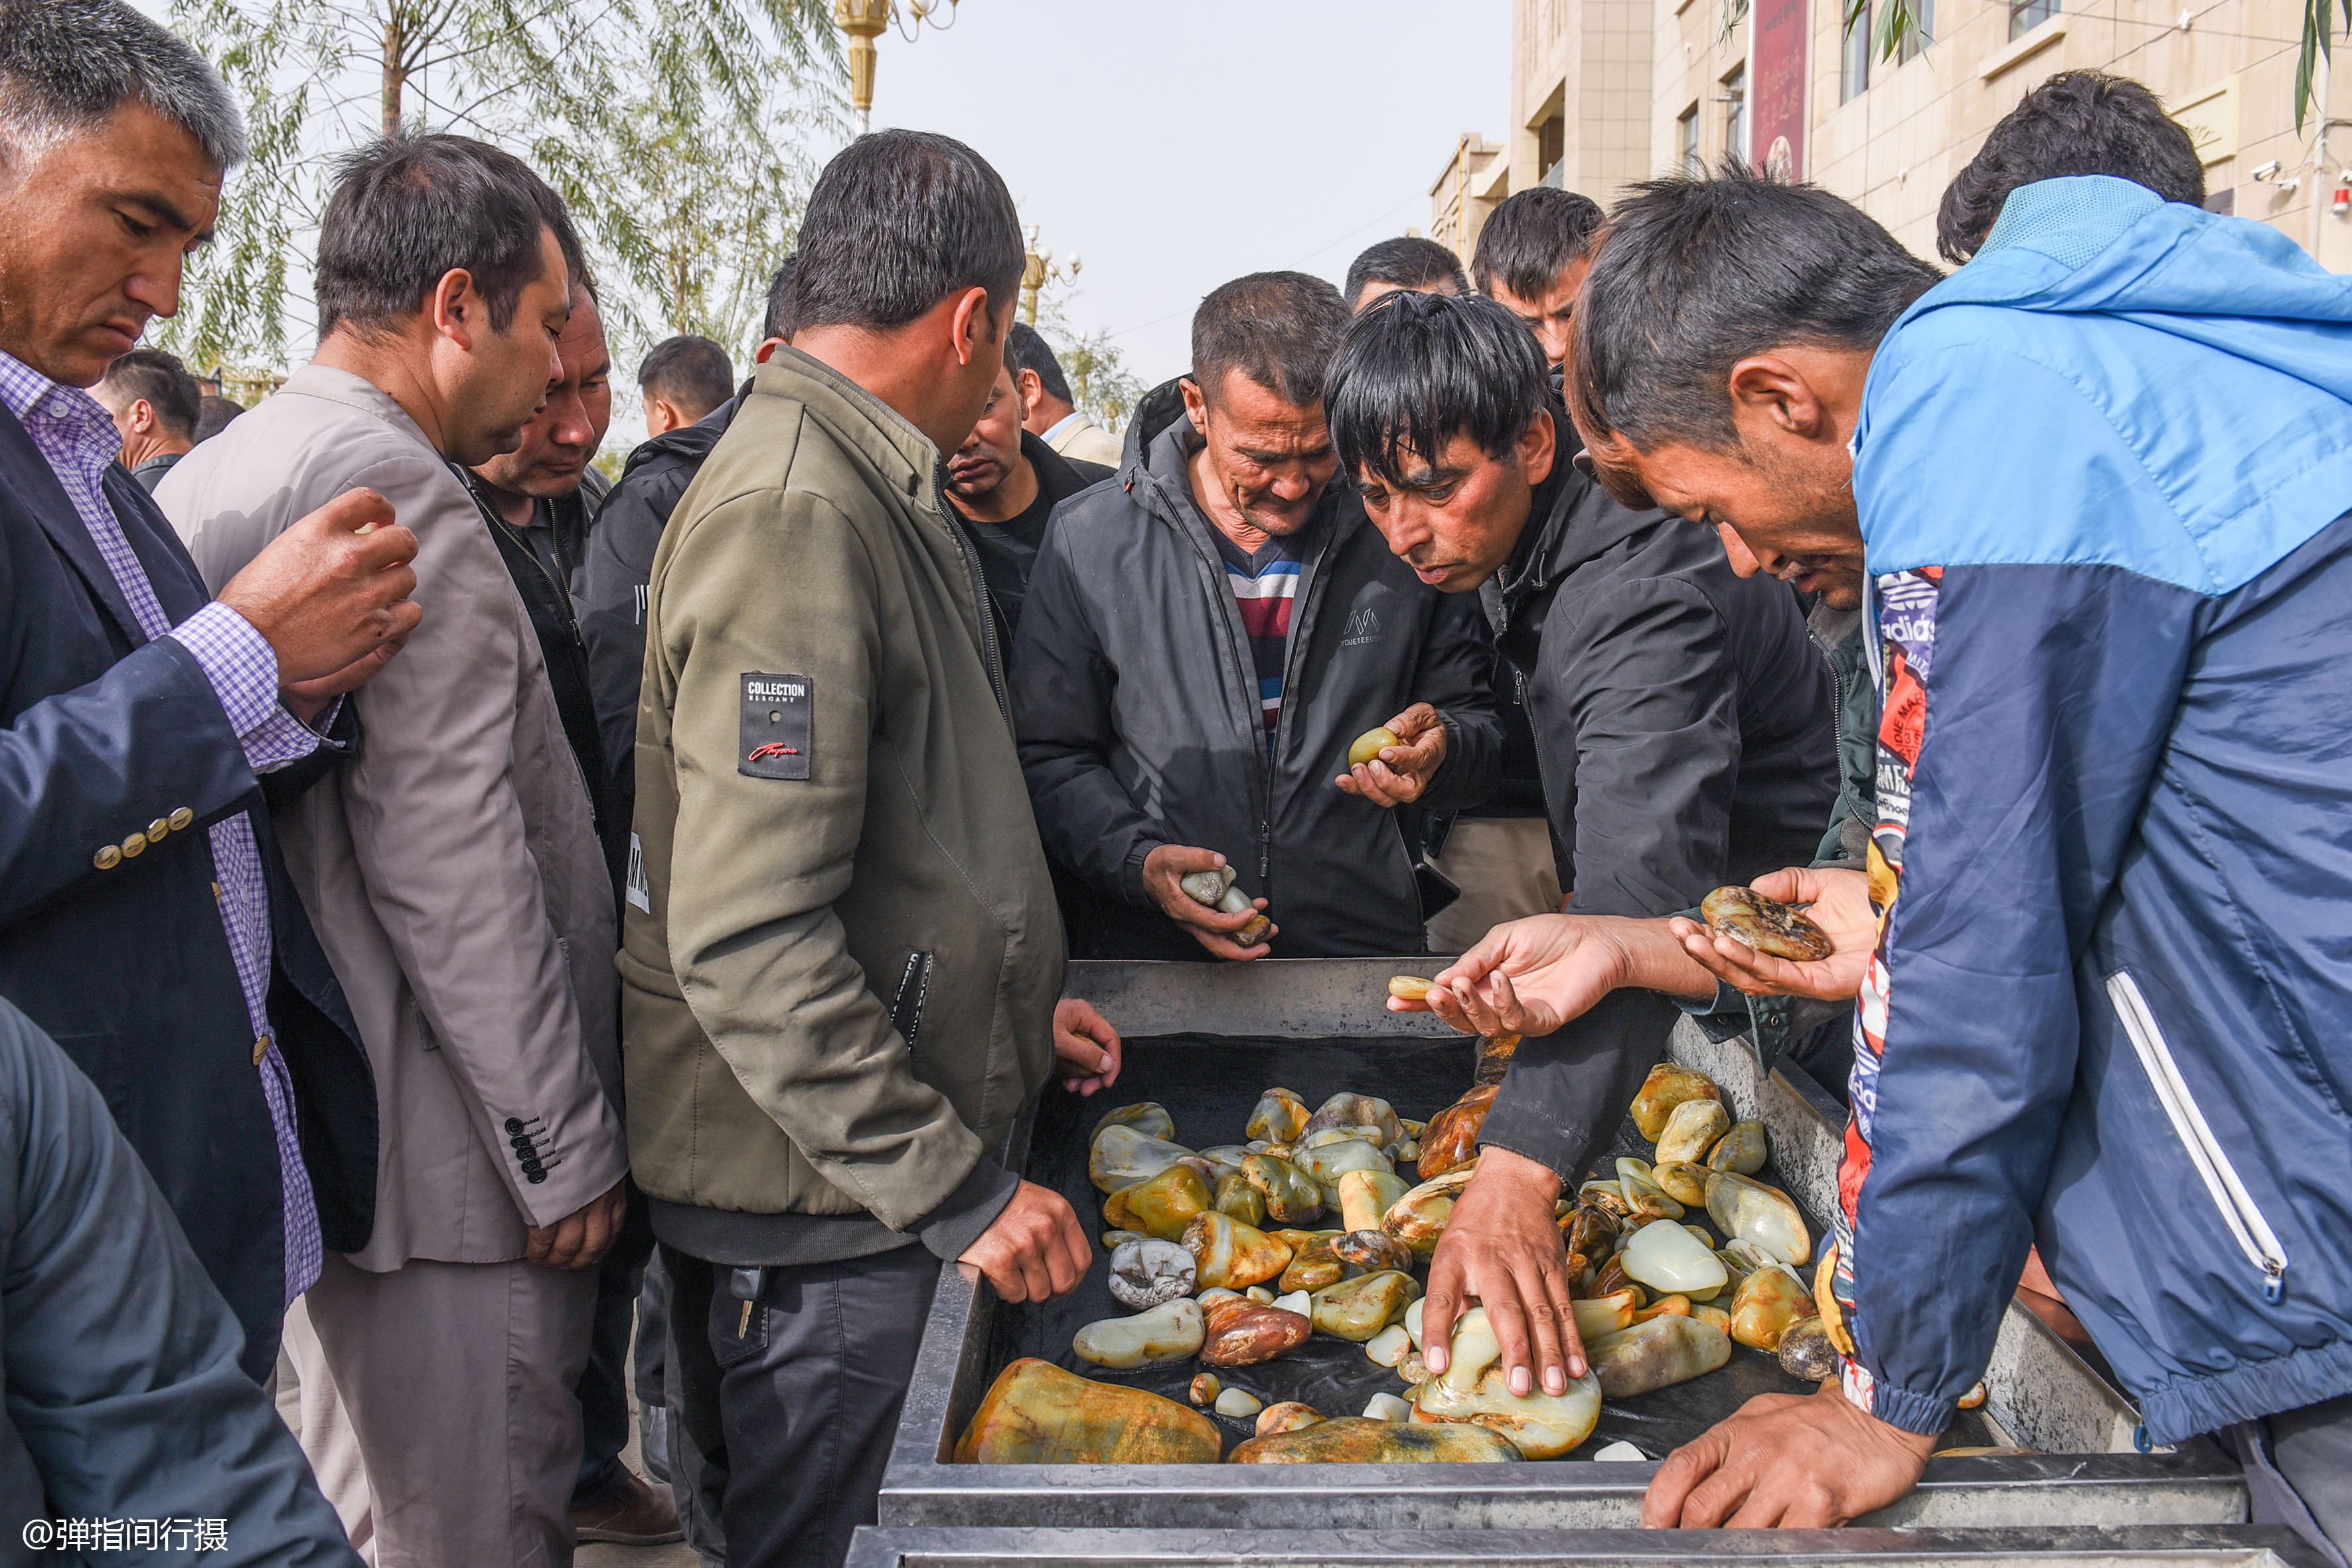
[
  {"x1": 2106, "y1": 969, "x2": 2290, "y2": 1302},
  {"x1": 890, "y1": 949, "x2": 935, "y2": 1053}
]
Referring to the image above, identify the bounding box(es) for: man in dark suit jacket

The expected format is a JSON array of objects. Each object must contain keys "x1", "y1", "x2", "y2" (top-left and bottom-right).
[{"x1": 0, "y1": 0, "x2": 422, "y2": 1381}]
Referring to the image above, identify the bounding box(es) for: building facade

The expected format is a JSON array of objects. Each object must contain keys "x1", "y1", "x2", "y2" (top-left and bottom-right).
[{"x1": 1441, "y1": 0, "x2": 2350, "y2": 270}]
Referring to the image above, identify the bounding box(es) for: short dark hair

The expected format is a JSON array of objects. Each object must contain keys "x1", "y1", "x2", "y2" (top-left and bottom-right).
[
  {"x1": 1571, "y1": 166, "x2": 1941, "y2": 455},
  {"x1": 761, "y1": 253, "x2": 797, "y2": 343},
  {"x1": 0, "y1": 0, "x2": 244, "y2": 170},
  {"x1": 1005, "y1": 321, "x2": 1071, "y2": 404},
  {"x1": 1190, "y1": 271, "x2": 1350, "y2": 410},
  {"x1": 791, "y1": 131, "x2": 1022, "y2": 333},
  {"x1": 638, "y1": 334, "x2": 734, "y2": 416},
  {"x1": 100, "y1": 346, "x2": 200, "y2": 438},
  {"x1": 1938, "y1": 71, "x2": 2205, "y2": 263},
  {"x1": 1328, "y1": 291, "x2": 1549, "y2": 489},
  {"x1": 1344, "y1": 236, "x2": 1470, "y2": 309},
  {"x1": 1472, "y1": 186, "x2": 1605, "y2": 300},
  {"x1": 192, "y1": 393, "x2": 242, "y2": 443},
  {"x1": 314, "y1": 131, "x2": 584, "y2": 342}
]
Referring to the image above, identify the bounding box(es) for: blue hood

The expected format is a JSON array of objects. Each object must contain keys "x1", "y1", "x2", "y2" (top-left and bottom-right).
[{"x1": 1855, "y1": 175, "x2": 2352, "y2": 592}]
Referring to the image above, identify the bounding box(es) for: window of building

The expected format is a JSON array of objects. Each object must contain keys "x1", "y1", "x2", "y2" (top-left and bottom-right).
[
  {"x1": 1678, "y1": 103, "x2": 1702, "y2": 175},
  {"x1": 2007, "y1": 0, "x2": 2057, "y2": 41},
  {"x1": 1900, "y1": 0, "x2": 1934, "y2": 59},
  {"x1": 1721, "y1": 64, "x2": 1747, "y2": 165},
  {"x1": 1537, "y1": 112, "x2": 1566, "y2": 181},
  {"x1": 1841, "y1": 0, "x2": 1871, "y2": 102}
]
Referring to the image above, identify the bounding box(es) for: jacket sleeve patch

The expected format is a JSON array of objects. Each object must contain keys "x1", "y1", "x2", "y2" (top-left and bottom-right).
[{"x1": 740, "y1": 673, "x2": 813, "y2": 779}]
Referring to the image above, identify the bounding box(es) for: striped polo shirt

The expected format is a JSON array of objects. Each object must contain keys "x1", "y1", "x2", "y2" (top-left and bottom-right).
[{"x1": 1214, "y1": 530, "x2": 1305, "y2": 748}]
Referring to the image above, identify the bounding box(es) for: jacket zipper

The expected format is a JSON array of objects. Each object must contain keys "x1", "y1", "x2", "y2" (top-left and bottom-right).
[
  {"x1": 2105, "y1": 969, "x2": 2290, "y2": 1303},
  {"x1": 941, "y1": 499, "x2": 1009, "y2": 721}
]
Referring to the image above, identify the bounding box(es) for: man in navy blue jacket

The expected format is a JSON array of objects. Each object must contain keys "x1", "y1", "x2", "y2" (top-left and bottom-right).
[
  {"x1": 0, "y1": 0, "x2": 418, "y2": 1380},
  {"x1": 1564, "y1": 170, "x2": 2351, "y2": 1552}
]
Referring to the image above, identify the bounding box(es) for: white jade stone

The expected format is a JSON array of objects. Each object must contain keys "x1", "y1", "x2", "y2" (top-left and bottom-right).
[
  {"x1": 1366, "y1": 1323, "x2": 1414, "y2": 1366},
  {"x1": 1404, "y1": 1297, "x2": 1427, "y2": 1350},
  {"x1": 1592, "y1": 1441, "x2": 1648, "y2": 1462},
  {"x1": 1620, "y1": 1216, "x2": 1729, "y2": 1295},
  {"x1": 1272, "y1": 1290, "x2": 1312, "y2": 1319},
  {"x1": 1215, "y1": 1387, "x2": 1263, "y2": 1418},
  {"x1": 1363, "y1": 1392, "x2": 1412, "y2": 1422}
]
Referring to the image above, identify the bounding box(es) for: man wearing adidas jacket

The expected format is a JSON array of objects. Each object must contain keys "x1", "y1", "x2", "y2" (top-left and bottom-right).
[{"x1": 1570, "y1": 169, "x2": 2352, "y2": 1551}]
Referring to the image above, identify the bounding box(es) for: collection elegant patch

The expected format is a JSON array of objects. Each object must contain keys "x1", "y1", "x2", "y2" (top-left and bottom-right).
[{"x1": 740, "y1": 672, "x2": 813, "y2": 779}]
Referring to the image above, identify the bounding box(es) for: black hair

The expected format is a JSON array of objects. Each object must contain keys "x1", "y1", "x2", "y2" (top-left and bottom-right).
[
  {"x1": 1472, "y1": 185, "x2": 1604, "y2": 300},
  {"x1": 0, "y1": 0, "x2": 244, "y2": 170},
  {"x1": 192, "y1": 393, "x2": 242, "y2": 443},
  {"x1": 1344, "y1": 236, "x2": 1470, "y2": 309},
  {"x1": 1327, "y1": 291, "x2": 1549, "y2": 488},
  {"x1": 790, "y1": 130, "x2": 1022, "y2": 332},
  {"x1": 1190, "y1": 271, "x2": 1350, "y2": 410},
  {"x1": 761, "y1": 253, "x2": 797, "y2": 343},
  {"x1": 637, "y1": 334, "x2": 734, "y2": 416},
  {"x1": 315, "y1": 132, "x2": 584, "y2": 341},
  {"x1": 100, "y1": 346, "x2": 200, "y2": 438},
  {"x1": 1005, "y1": 321, "x2": 1071, "y2": 403},
  {"x1": 1570, "y1": 164, "x2": 1940, "y2": 454},
  {"x1": 1938, "y1": 70, "x2": 2205, "y2": 263}
]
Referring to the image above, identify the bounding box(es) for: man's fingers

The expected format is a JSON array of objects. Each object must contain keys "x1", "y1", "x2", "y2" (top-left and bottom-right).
[
  {"x1": 312, "y1": 486, "x2": 396, "y2": 534},
  {"x1": 1482, "y1": 1286, "x2": 1539, "y2": 1397},
  {"x1": 345, "y1": 519, "x2": 421, "y2": 572},
  {"x1": 1644, "y1": 1430, "x2": 1729, "y2": 1527},
  {"x1": 1681, "y1": 1458, "x2": 1764, "y2": 1529},
  {"x1": 1420, "y1": 1283, "x2": 1462, "y2": 1374},
  {"x1": 1747, "y1": 866, "x2": 1810, "y2": 904},
  {"x1": 1517, "y1": 1265, "x2": 1569, "y2": 1394}
]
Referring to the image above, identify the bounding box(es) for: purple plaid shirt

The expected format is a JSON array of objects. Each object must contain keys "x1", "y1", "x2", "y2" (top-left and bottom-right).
[{"x1": 0, "y1": 349, "x2": 324, "y2": 1304}]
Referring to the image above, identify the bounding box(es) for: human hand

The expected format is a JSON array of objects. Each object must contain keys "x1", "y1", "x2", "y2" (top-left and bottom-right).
[
  {"x1": 958, "y1": 1180, "x2": 1091, "y2": 1303},
  {"x1": 1140, "y1": 844, "x2": 1275, "y2": 961},
  {"x1": 280, "y1": 640, "x2": 410, "y2": 724},
  {"x1": 1393, "y1": 914, "x2": 1690, "y2": 1041},
  {"x1": 1052, "y1": 998, "x2": 1122, "y2": 1095},
  {"x1": 526, "y1": 1178, "x2": 627, "y2": 1269},
  {"x1": 216, "y1": 488, "x2": 423, "y2": 687},
  {"x1": 1666, "y1": 866, "x2": 1876, "y2": 1002},
  {"x1": 1421, "y1": 1146, "x2": 1583, "y2": 1396},
  {"x1": 1643, "y1": 1385, "x2": 1937, "y2": 1527},
  {"x1": 1334, "y1": 702, "x2": 1449, "y2": 807}
]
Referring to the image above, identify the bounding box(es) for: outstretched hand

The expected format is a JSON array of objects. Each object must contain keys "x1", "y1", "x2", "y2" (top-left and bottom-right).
[
  {"x1": 1334, "y1": 702, "x2": 1449, "y2": 807},
  {"x1": 1420, "y1": 1147, "x2": 1585, "y2": 1397},
  {"x1": 1390, "y1": 913, "x2": 1712, "y2": 1040},
  {"x1": 1644, "y1": 1385, "x2": 1937, "y2": 1528},
  {"x1": 1052, "y1": 998, "x2": 1122, "y2": 1096},
  {"x1": 1666, "y1": 866, "x2": 1877, "y2": 1002}
]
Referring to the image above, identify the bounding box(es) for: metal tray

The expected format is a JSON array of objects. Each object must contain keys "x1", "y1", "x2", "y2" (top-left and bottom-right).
[
  {"x1": 846, "y1": 1525, "x2": 2330, "y2": 1568},
  {"x1": 878, "y1": 958, "x2": 2246, "y2": 1532}
]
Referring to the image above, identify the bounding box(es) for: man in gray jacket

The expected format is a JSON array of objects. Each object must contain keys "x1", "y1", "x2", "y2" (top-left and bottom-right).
[
  {"x1": 165, "y1": 135, "x2": 627, "y2": 1565},
  {"x1": 626, "y1": 131, "x2": 1109, "y2": 1568},
  {"x1": 1012, "y1": 272, "x2": 1502, "y2": 961}
]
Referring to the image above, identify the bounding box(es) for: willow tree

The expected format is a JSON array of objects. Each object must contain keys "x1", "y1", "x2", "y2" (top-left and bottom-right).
[{"x1": 165, "y1": 0, "x2": 840, "y2": 368}]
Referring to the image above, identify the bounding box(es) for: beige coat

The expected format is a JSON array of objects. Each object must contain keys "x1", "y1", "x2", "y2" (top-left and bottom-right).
[
  {"x1": 160, "y1": 364, "x2": 627, "y2": 1270},
  {"x1": 1046, "y1": 412, "x2": 1124, "y2": 469},
  {"x1": 623, "y1": 349, "x2": 1061, "y2": 1228}
]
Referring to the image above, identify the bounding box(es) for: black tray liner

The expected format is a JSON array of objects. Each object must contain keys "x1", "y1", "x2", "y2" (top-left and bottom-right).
[{"x1": 994, "y1": 1030, "x2": 1996, "y2": 1460}]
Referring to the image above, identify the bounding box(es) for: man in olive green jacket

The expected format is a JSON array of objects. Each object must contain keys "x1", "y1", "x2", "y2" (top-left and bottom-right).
[{"x1": 621, "y1": 130, "x2": 1110, "y2": 1568}]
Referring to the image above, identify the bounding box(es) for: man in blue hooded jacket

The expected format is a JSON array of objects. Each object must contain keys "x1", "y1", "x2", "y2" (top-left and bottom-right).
[{"x1": 1557, "y1": 169, "x2": 2352, "y2": 1550}]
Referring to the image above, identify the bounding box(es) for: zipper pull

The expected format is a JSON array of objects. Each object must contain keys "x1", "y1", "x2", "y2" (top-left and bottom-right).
[
  {"x1": 2133, "y1": 1423, "x2": 2152, "y2": 1454},
  {"x1": 2262, "y1": 1260, "x2": 2286, "y2": 1305}
]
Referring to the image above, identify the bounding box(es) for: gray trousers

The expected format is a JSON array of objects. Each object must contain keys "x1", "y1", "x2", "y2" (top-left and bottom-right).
[
  {"x1": 2233, "y1": 1391, "x2": 2352, "y2": 1567},
  {"x1": 665, "y1": 1242, "x2": 939, "y2": 1568},
  {"x1": 286, "y1": 1251, "x2": 598, "y2": 1567}
]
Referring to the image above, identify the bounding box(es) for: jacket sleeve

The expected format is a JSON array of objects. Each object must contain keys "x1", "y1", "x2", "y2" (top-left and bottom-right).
[
  {"x1": 578, "y1": 462, "x2": 680, "y2": 808},
  {"x1": 0, "y1": 520, "x2": 258, "y2": 929},
  {"x1": 1837, "y1": 560, "x2": 2196, "y2": 1433},
  {"x1": 335, "y1": 455, "x2": 627, "y2": 1228},
  {"x1": 659, "y1": 491, "x2": 1000, "y2": 1237},
  {"x1": 1009, "y1": 516, "x2": 1169, "y2": 906},
  {"x1": 0, "y1": 1000, "x2": 360, "y2": 1565},
  {"x1": 1409, "y1": 586, "x2": 1503, "y2": 814}
]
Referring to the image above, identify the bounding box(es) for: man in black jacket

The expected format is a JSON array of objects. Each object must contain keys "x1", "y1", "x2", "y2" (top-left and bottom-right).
[
  {"x1": 1011, "y1": 272, "x2": 1502, "y2": 961},
  {"x1": 945, "y1": 357, "x2": 1109, "y2": 651},
  {"x1": 1328, "y1": 289, "x2": 1834, "y2": 1391},
  {"x1": 578, "y1": 255, "x2": 796, "y2": 813}
]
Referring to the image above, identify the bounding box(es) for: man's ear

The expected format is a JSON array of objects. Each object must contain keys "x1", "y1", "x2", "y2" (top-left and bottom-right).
[
  {"x1": 128, "y1": 399, "x2": 158, "y2": 435},
  {"x1": 1014, "y1": 367, "x2": 1044, "y2": 420},
  {"x1": 1518, "y1": 406, "x2": 1559, "y2": 487},
  {"x1": 1179, "y1": 376, "x2": 1210, "y2": 437},
  {"x1": 430, "y1": 266, "x2": 479, "y2": 351},
  {"x1": 947, "y1": 286, "x2": 997, "y2": 368},
  {"x1": 1727, "y1": 354, "x2": 1829, "y2": 439}
]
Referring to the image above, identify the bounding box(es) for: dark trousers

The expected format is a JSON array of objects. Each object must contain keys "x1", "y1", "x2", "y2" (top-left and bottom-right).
[
  {"x1": 667, "y1": 1242, "x2": 939, "y2": 1568},
  {"x1": 2233, "y1": 1391, "x2": 2352, "y2": 1566},
  {"x1": 572, "y1": 1248, "x2": 643, "y2": 1500}
]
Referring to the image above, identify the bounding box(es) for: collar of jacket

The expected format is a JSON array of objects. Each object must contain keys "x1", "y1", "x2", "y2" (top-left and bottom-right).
[
  {"x1": 747, "y1": 347, "x2": 943, "y2": 515},
  {"x1": 621, "y1": 393, "x2": 738, "y2": 481},
  {"x1": 1491, "y1": 408, "x2": 1654, "y2": 615},
  {"x1": 279, "y1": 361, "x2": 443, "y2": 457}
]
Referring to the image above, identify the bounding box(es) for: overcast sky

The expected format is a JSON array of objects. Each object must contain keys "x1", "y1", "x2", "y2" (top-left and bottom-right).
[{"x1": 845, "y1": 0, "x2": 1511, "y2": 383}]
